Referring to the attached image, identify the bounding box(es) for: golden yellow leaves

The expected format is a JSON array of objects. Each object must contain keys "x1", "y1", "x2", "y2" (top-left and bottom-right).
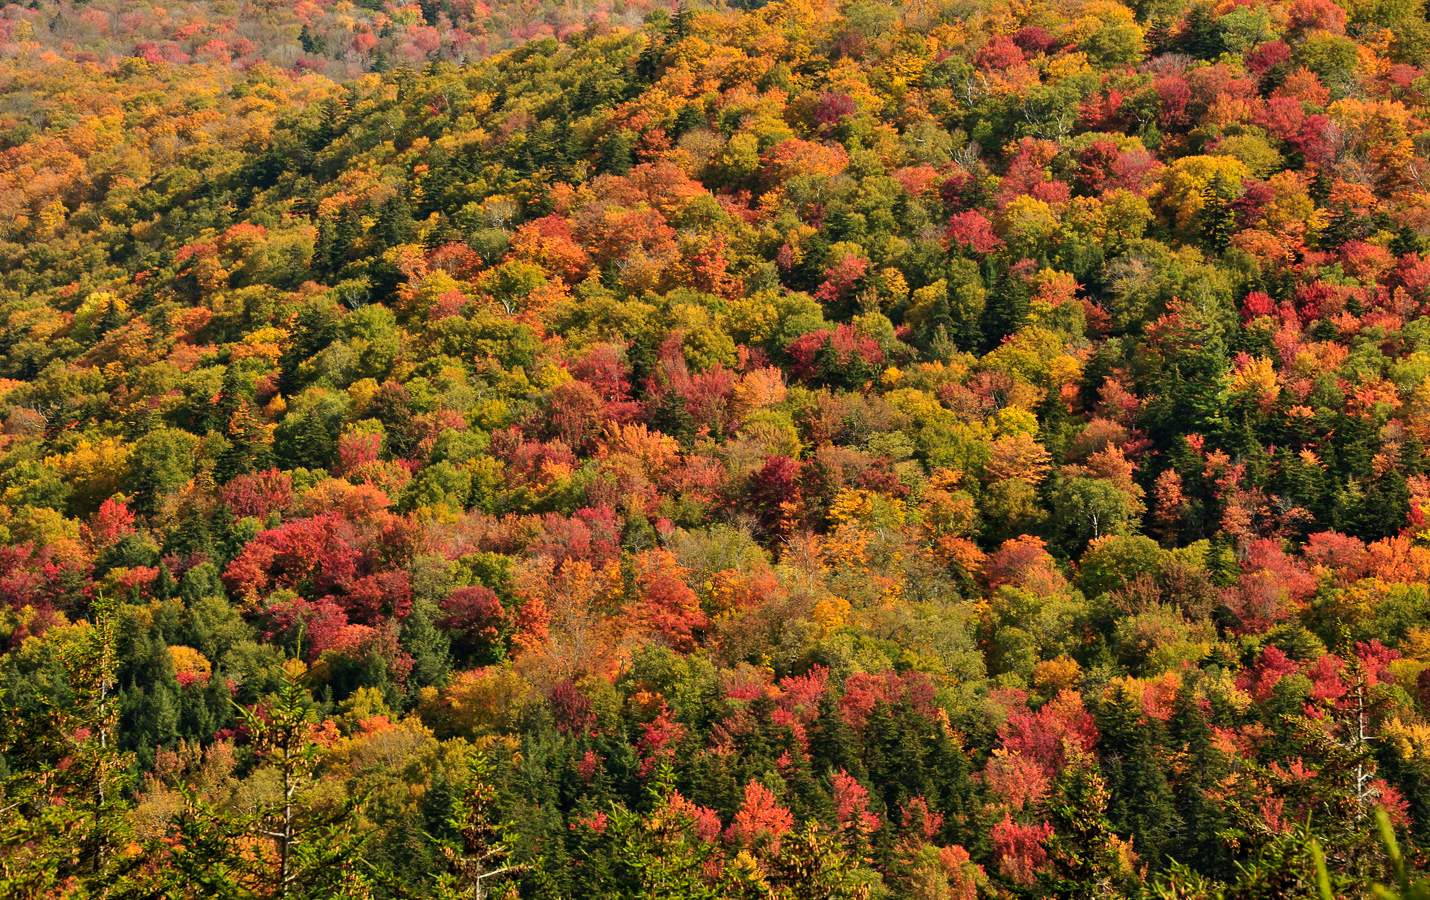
[
  {"x1": 1384, "y1": 717, "x2": 1430, "y2": 761},
  {"x1": 1154, "y1": 155, "x2": 1251, "y2": 233},
  {"x1": 985, "y1": 432, "x2": 1053, "y2": 485},
  {"x1": 416, "y1": 667, "x2": 533, "y2": 739},
  {"x1": 1033, "y1": 656, "x2": 1082, "y2": 694},
  {"x1": 996, "y1": 196, "x2": 1060, "y2": 252},
  {"x1": 811, "y1": 595, "x2": 852, "y2": 632},
  {"x1": 168, "y1": 645, "x2": 212, "y2": 682},
  {"x1": 828, "y1": 488, "x2": 907, "y2": 530},
  {"x1": 1226, "y1": 355, "x2": 1281, "y2": 409},
  {"x1": 46, "y1": 437, "x2": 132, "y2": 511},
  {"x1": 232, "y1": 326, "x2": 288, "y2": 364},
  {"x1": 980, "y1": 324, "x2": 1069, "y2": 401}
]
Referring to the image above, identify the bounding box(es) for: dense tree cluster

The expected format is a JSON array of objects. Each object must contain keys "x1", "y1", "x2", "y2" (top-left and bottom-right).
[{"x1": 6, "y1": 0, "x2": 1430, "y2": 896}]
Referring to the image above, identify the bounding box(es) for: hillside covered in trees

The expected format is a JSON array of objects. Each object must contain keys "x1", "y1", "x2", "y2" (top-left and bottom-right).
[{"x1": 6, "y1": 0, "x2": 1430, "y2": 896}]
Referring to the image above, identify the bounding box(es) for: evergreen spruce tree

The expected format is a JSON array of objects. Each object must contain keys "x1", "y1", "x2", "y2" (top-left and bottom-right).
[
  {"x1": 598, "y1": 130, "x2": 635, "y2": 176},
  {"x1": 0, "y1": 595, "x2": 146, "y2": 898},
  {"x1": 1097, "y1": 681, "x2": 1178, "y2": 871},
  {"x1": 808, "y1": 691, "x2": 868, "y2": 789},
  {"x1": 97, "y1": 293, "x2": 126, "y2": 339},
  {"x1": 434, "y1": 751, "x2": 529, "y2": 900},
  {"x1": 400, "y1": 598, "x2": 453, "y2": 705},
  {"x1": 1199, "y1": 181, "x2": 1237, "y2": 256},
  {"x1": 1179, "y1": 4, "x2": 1224, "y2": 59},
  {"x1": 373, "y1": 195, "x2": 413, "y2": 251},
  {"x1": 576, "y1": 765, "x2": 726, "y2": 900},
  {"x1": 1166, "y1": 682, "x2": 1233, "y2": 878},
  {"x1": 216, "y1": 400, "x2": 275, "y2": 485},
  {"x1": 234, "y1": 660, "x2": 376, "y2": 899},
  {"x1": 115, "y1": 612, "x2": 183, "y2": 771},
  {"x1": 211, "y1": 365, "x2": 245, "y2": 436},
  {"x1": 727, "y1": 819, "x2": 872, "y2": 900},
  {"x1": 159, "y1": 790, "x2": 251, "y2": 900},
  {"x1": 1040, "y1": 763, "x2": 1140, "y2": 900}
]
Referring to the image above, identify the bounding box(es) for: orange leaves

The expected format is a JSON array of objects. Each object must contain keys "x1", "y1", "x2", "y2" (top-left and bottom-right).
[
  {"x1": 730, "y1": 780, "x2": 794, "y2": 851},
  {"x1": 919, "y1": 467, "x2": 985, "y2": 576},
  {"x1": 575, "y1": 205, "x2": 678, "y2": 292},
  {"x1": 508, "y1": 215, "x2": 591, "y2": 285},
  {"x1": 986, "y1": 535, "x2": 1067, "y2": 595},
  {"x1": 1346, "y1": 375, "x2": 1400, "y2": 417},
  {"x1": 1288, "y1": 0, "x2": 1346, "y2": 37},
  {"x1": 984, "y1": 433, "x2": 1053, "y2": 486},
  {"x1": 759, "y1": 138, "x2": 850, "y2": 186},
  {"x1": 705, "y1": 566, "x2": 787, "y2": 619},
  {"x1": 1062, "y1": 444, "x2": 1146, "y2": 519},
  {"x1": 1029, "y1": 268, "x2": 1079, "y2": 310},
  {"x1": 626, "y1": 548, "x2": 707, "y2": 651},
  {"x1": 1327, "y1": 177, "x2": 1381, "y2": 218},
  {"x1": 510, "y1": 556, "x2": 624, "y2": 682},
  {"x1": 1151, "y1": 469, "x2": 1189, "y2": 542},
  {"x1": 1362, "y1": 535, "x2": 1430, "y2": 585},
  {"x1": 731, "y1": 367, "x2": 788, "y2": 417},
  {"x1": 598, "y1": 422, "x2": 681, "y2": 476},
  {"x1": 670, "y1": 231, "x2": 743, "y2": 299},
  {"x1": 591, "y1": 161, "x2": 709, "y2": 218}
]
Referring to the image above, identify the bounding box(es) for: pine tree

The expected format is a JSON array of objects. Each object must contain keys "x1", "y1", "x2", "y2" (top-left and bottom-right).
[
  {"x1": 0, "y1": 595, "x2": 145, "y2": 898},
  {"x1": 97, "y1": 293, "x2": 126, "y2": 338},
  {"x1": 434, "y1": 751, "x2": 528, "y2": 900},
  {"x1": 310, "y1": 97, "x2": 346, "y2": 152},
  {"x1": 1040, "y1": 763, "x2": 1141, "y2": 900},
  {"x1": 1097, "y1": 682, "x2": 1178, "y2": 872},
  {"x1": 216, "y1": 400, "x2": 276, "y2": 485},
  {"x1": 1166, "y1": 682, "x2": 1233, "y2": 878},
  {"x1": 598, "y1": 130, "x2": 635, "y2": 176},
  {"x1": 1324, "y1": 808, "x2": 1430, "y2": 900},
  {"x1": 277, "y1": 304, "x2": 340, "y2": 398},
  {"x1": 234, "y1": 660, "x2": 376, "y2": 900},
  {"x1": 158, "y1": 791, "x2": 251, "y2": 900},
  {"x1": 671, "y1": 0, "x2": 693, "y2": 39},
  {"x1": 1179, "y1": 4, "x2": 1224, "y2": 60},
  {"x1": 1144, "y1": 18, "x2": 1174, "y2": 53},
  {"x1": 372, "y1": 195, "x2": 413, "y2": 251},
  {"x1": 808, "y1": 691, "x2": 868, "y2": 790},
  {"x1": 211, "y1": 365, "x2": 246, "y2": 436},
  {"x1": 115, "y1": 613, "x2": 184, "y2": 771},
  {"x1": 1199, "y1": 181, "x2": 1236, "y2": 256},
  {"x1": 298, "y1": 24, "x2": 325, "y2": 55},
  {"x1": 635, "y1": 32, "x2": 666, "y2": 84},
  {"x1": 728, "y1": 819, "x2": 872, "y2": 900},
  {"x1": 154, "y1": 563, "x2": 178, "y2": 600},
  {"x1": 164, "y1": 482, "x2": 218, "y2": 562},
  {"x1": 578, "y1": 765, "x2": 726, "y2": 900},
  {"x1": 400, "y1": 599, "x2": 452, "y2": 704}
]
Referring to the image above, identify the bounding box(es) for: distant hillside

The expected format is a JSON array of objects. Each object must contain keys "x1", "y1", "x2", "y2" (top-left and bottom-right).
[{"x1": 0, "y1": 0, "x2": 682, "y2": 77}]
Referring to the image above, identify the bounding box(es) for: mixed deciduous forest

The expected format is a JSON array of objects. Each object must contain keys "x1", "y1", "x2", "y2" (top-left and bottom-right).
[{"x1": 6, "y1": 0, "x2": 1430, "y2": 896}]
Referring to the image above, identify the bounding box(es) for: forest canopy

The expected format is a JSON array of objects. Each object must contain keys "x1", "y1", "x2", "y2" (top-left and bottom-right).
[{"x1": 4, "y1": 0, "x2": 1430, "y2": 897}]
